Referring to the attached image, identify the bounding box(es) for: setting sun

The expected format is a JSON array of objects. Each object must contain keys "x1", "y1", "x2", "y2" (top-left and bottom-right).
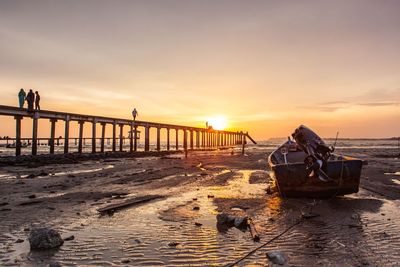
[{"x1": 207, "y1": 116, "x2": 228, "y2": 130}]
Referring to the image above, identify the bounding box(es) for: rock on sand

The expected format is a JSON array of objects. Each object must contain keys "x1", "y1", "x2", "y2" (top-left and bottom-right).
[
  {"x1": 266, "y1": 251, "x2": 287, "y2": 265},
  {"x1": 28, "y1": 228, "x2": 64, "y2": 250}
]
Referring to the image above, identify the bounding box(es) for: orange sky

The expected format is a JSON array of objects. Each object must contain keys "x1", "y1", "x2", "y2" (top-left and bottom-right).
[{"x1": 0, "y1": 1, "x2": 399, "y2": 140}]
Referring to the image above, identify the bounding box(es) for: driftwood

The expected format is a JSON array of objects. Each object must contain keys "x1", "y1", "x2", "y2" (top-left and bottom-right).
[
  {"x1": 97, "y1": 195, "x2": 163, "y2": 214},
  {"x1": 247, "y1": 218, "x2": 260, "y2": 242}
]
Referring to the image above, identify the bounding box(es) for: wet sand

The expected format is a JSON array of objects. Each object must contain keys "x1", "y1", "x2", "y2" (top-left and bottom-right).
[{"x1": 0, "y1": 146, "x2": 399, "y2": 266}]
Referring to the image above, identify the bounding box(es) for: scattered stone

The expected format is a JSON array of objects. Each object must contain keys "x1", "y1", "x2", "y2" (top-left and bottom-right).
[
  {"x1": 207, "y1": 195, "x2": 214, "y2": 198},
  {"x1": 195, "y1": 222, "x2": 203, "y2": 227},
  {"x1": 15, "y1": 239, "x2": 24, "y2": 243},
  {"x1": 28, "y1": 228, "x2": 64, "y2": 250},
  {"x1": 28, "y1": 194, "x2": 36, "y2": 199},
  {"x1": 266, "y1": 251, "x2": 287, "y2": 265},
  {"x1": 64, "y1": 235, "x2": 75, "y2": 241},
  {"x1": 193, "y1": 206, "x2": 200, "y2": 210},
  {"x1": 301, "y1": 211, "x2": 320, "y2": 219},
  {"x1": 216, "y1": 213, "x2": 248, "y2": 230},
  {"x1": 49, "y1": 262, "x2": 61, "y2": 267},
  {"x1": 192, "y1": 198, "x2": 198, "y2": 201},
  {"x1": 233, "y1": 217, "x2": 248, "y2": 228},
  {"x1": 24, "y1": 228, "x2": 30, "y2": 232},
  {"x1": 168, "y1": 241, "x2": 179, "y2": 247},
  {"x1": 134, "y1": 239, "x2": 141, "y2": 244},
  {"x1": 121, "y1": 259, "x2": 131, "y2": 264},
  {"x1": 200, "y1": 172, "x2": 208, "y2": 176}
]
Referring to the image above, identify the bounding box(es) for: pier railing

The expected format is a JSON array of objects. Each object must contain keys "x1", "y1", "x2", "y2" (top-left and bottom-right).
[{"x1": 0, "y1": 105, "x2": 255, "y2": 157}]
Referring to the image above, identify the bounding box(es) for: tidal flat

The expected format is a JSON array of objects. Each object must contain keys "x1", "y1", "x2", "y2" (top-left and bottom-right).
[{"x1": 0, "y1": 145, "x2": 399, "y2": 266}]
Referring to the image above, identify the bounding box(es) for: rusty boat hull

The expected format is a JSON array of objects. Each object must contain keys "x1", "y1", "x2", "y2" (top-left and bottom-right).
[{"x1": 268, "y1": 141, "x2": 364, "y2": 198}]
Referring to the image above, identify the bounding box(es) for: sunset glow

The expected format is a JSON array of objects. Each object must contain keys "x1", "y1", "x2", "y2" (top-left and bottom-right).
[
  {"x1": 208, "y1": 116, "x2": 228, "y2": 131},
  {"x1": 0, "y1": 1, "x2": 399, "y2": 139}
]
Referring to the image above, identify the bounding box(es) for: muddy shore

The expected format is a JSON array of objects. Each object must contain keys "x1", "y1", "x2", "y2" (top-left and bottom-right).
[{"x1": 0, "y1": 146, "x2": 399, "y2": 266}]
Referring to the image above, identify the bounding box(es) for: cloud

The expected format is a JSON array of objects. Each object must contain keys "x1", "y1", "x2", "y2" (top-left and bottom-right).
[
  {"x1": 357, "y1": 102, "x2": 399, "y2": 107},
  {"x1": 299, "y1": 88, "x2": 400, "y2": 112}
]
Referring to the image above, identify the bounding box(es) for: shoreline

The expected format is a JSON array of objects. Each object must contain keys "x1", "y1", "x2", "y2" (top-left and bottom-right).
[{"x1": 0, "y1": 147, "x2": 399, "y2": 266}]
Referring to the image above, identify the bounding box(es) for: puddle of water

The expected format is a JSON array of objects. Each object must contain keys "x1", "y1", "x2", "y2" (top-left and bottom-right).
[
  {"x1": 0, "y1": 165, "x2": 114, "y2": 181},
  {"x1": 384, "y1": 171, "x2": 400, "y2": 176},
  {"x1": 392, "y1": 179, "x2": 400, "y2": 185},
  {"x1": 4, "y1": 170, "x2": 269, "y2": 266}
]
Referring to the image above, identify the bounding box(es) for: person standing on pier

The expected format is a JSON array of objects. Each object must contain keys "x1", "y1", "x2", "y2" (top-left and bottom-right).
[
  {"x1": 18, "y1": 88, "x2": 26, "y2": 108},
  {"x1": 132, "y1": 108, "x2": 138, "y2": 121},
  {"x1": 35, "y1": 91, "x2": 41, "y2": 110},
  {"x1": 26, "y1": 89, "x2": 35, "y2": 111}
]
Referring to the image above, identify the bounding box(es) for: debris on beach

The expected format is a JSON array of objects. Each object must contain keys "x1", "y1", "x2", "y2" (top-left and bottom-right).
[
  {"x1": 97, "y1": 195, "x2": 164, "y2": 214},
  {"x1": 64, "y1": 235, "x2": 75, "y2": 241},
  {"x1": 216, "y1": 213, "x2": 248, "y2": 229},
  {"x1": 216, "y1": 213, "x2": 260, "y2": 241},
  {"x1": 301, "y1": 211, "x2": 320, "y2": 219},
  {"x1": 28, "y1": 228, "x2": 64, "y2": 250},
  {"x1": 168, "y1": 241, "x2": 179, "y2": 247},
  {"x1": 266, "y1": 251, "x2": 287, "y2": 265}
]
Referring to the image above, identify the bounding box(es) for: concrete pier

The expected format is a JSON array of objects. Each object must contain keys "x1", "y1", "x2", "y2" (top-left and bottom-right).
[{"x1": 0, "y1": 105, "x2": 256, "y2": 156}]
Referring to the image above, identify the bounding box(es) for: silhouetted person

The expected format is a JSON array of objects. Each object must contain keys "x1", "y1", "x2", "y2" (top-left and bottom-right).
[
  {"x1": 132, "y1": 108, "x2": 138, "y2": 121},
  {"x1": 35, "y1": 91, "x2": 41, "y2": 110},
  {"x1": 18, "y1": 88, "x2": 26, "y2": 108},
  {"x1": 26, "y1": 89, "x2": 35, "y2": 111}
]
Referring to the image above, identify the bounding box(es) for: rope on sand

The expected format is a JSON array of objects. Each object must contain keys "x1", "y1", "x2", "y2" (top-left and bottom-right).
[{"x1": 225, "y1": 219, "x2": 303, "y2": 267}]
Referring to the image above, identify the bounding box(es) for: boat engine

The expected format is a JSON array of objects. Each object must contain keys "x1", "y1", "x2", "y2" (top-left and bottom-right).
[{"x1": 292, "y1": 125, "x2": 333, "y2": 181}]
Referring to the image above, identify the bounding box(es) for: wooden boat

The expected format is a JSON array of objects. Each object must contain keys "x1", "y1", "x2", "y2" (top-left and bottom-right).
[{"x1": 268, "y1": 126, "x2": 365, "y2": 198}]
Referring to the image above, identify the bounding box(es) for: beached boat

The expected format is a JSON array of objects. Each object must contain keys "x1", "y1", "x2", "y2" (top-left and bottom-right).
[{"x1": 268, "y1": 126, "x2": 365, "y2": 198}]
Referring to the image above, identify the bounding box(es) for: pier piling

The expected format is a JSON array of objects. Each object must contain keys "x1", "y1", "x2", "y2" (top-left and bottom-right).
[{"x1": 0, "y1": 105, "x2": 255, "y2": 157}]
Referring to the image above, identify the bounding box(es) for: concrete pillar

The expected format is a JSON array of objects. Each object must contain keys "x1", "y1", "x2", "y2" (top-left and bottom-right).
[
  {"x1": 15, "y1": 116, "x2": 22, "y2": 156},
  {"x1": 156, "y1": 127, "x2": 161, "y2": 151},
  {"x1": 129, "y1": 123, "x2": 133, "y2": 152},
  {"x1": 49, "y1": 119, "x2": 57, "y2": 154},
  {"x1": 224, "y1": 133, "x2": 227, "y2": 147},
  {"x1": 144, "y1": 125, "x2": 150, "y2": 151},
  {"x1": 31, "y1": 112, "x2": 39, "y2": 155},
  {"x1": 183, "y1": 129, "x2": 188, "y2": 158},
  {"x1": 190, "y1": 130, "x2": 194, "y2": 150},
  {"x1": 78, "y1": 121, "x2": 84, "y2": 153},
  {"x1": 134, "y1": 125, "x2": 138, "y2": 151},
  {"x1": 100, "y1": 123, "x2": 106, "y2": 153},
  {"x1": 119, "y1": 124, "x2": 124, "y2": 152},
  {"x1": 175, "y1": 129, "x2": 179, "y2": 150},
  {"x1": 92, "y1": 119, "x2": 96, "y2": 153},
  {"x1": 196, "y1": 131, "x2": 200, "y2": 148},
  {"x1": 167, "y1": 128, "x2": 170, "y2": 150},
  {"x1": 112, "y1": 122, "x2": 116, "y2": 152},
  {"x1": 242, "y1": 132, "x2": 246, "y2": 155},
  {"x1": 64, "y1": 115, "x2": 70, "y2": 153}
]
